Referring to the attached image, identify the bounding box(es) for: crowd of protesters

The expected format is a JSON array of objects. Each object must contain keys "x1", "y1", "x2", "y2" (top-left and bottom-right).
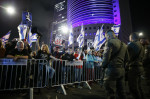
[{"x1": 0, "y1": 30, "x2": 150, "y2": 99}]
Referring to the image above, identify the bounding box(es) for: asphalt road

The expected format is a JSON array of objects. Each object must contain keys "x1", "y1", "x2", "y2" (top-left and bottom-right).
[{"x1": 0, "y1": 81, "x2": 150, "y2": 99}]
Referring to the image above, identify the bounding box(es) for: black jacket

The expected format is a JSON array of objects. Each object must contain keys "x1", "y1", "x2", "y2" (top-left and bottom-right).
[{"x1": 61, "y1": 53, "x2": 75, "y2": 61}]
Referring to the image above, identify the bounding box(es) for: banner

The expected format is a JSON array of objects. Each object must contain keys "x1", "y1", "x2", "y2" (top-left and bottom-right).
[{"x1": 54, "y1": 35, "x2": 63, "y2": 46}]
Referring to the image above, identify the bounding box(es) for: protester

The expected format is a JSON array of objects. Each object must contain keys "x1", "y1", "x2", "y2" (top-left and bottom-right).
[
  {"x1": 7, "y1": 41, "x2": 29, "y2": 60},
  {"x1": 61, "y1": 48, "x2": 75, "y2": 83},
  {"x1": 74, "y1": 48, "x2": 83, "y2": 89},
  {"x1": 36, "y1": 44, "x2": 50, "y2": 60},
  {"x1": 36, "y1": 44, "x2": 55, "y2": 79},
  {"x1": 24, "y1": 41, "x2": 32, "y2": 55},
  {"x1": 0, "y1": 40, "x2": 6, "y2": 58},
  {"x1": 85, "y1": 48, "x2": 94, "y2": 85}
]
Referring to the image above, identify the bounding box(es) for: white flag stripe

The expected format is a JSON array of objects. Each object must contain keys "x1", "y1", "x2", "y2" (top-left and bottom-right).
[
  {"x1": 77, "y1": 24, "x2": 84, "y2": 48},
  {"x1": 94, "y1": 24, "x2": 106, "y2": 51},
  {"x1": 18, "y1": 24, "x2": 28, "y2": 40},
  {"x1": 68, "y1": 25, "x2": 73, "y2": 46},
  {"x1": 111, "y1": 24, "x2": 120, "y2": 36}
]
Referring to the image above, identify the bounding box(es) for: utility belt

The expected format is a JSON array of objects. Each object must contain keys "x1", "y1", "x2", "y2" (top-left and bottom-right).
[{"x1": 129, "y1": 61, "x2": 143, "y2": 67}]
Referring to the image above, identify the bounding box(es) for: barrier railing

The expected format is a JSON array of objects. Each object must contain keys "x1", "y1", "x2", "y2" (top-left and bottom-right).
[
  {"x1": 49, "y1": 59, "x2": 102, "y2": 95},
  {"x1": 0, "y1": 59, "x2": 102, "y2": 96},
  {"x1": 0, "y1": 59, "x2": 48, "y2": 99}
]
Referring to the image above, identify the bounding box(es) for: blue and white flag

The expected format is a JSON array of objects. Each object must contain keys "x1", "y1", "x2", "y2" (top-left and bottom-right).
[
  {"x1": 94, "y1": 24, "x2": 106, "y2": 51},
  {"x1": 77, "y1": 24, "x2": 84, "y2": 48},
  {"x1": 28, "y1": 32, "x2": 37, "y2": 47},
  {"x1": 31, "y1": 33, "x2": 37, "y2": 42},
  {"x1": 1, "y1": 31, "x2": 11, "y2": 46},
  {"x1": 68, "y1": 25, "x2": 73, "y2": 46},
  {"x1": 111, "y1": 24, "x2": 120, "y2": 36},
  {"x1": 18, "y1": 24, "x2": 28, "y2": 40},
  {"x1": 22, "y1": 11, "x2": 32, "y2": 27},
  {"x1": 27, "y1": 28, "x2": 32, "y2": 47}
]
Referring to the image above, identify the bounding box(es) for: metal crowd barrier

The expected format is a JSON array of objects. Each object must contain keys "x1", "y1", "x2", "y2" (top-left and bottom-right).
[
  {"x1": 49, "y1": 59, "x2": 102, "y2": 95},
  {"x1": 0, "y1": 59, "x2": 48, "y2": 99},
  {"x1": 0, "y1": 58, "x2": 102, "y2": 96}
]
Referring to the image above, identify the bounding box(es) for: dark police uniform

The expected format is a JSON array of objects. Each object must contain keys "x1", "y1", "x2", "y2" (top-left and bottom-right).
[
  {"x1": 127, "y1": 41, "x2": 145, "y2": 99},
  {"x1": 101, "y1": 38, "x2": 128, "y2": 99}
]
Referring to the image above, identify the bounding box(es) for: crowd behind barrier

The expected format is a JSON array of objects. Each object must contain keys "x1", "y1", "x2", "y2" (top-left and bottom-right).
[
  {"x1": 1, "y1": 38, "x2": 150, "y2": 98},
  {"x1": 0, "y1": 58, "x2": 103, "y2": 95},
  {"x1": 0, "y1": 39, "x2": 105, "y2": 96}
]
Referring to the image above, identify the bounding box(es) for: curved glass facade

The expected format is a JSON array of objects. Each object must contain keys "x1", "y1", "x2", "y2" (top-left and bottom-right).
[{"x1": 67, "y1": 0, "x2": 121, "y2": 27}]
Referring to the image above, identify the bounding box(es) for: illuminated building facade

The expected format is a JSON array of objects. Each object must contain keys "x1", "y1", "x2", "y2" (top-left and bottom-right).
[
  {"x1": 51, "y1": 0, "x2": 68, "y2": 45},
  {"x1": 67, "y1": 0, "x2": 132, "y2": 48}
]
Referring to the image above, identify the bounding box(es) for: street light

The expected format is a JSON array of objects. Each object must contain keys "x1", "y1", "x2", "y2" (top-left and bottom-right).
[
  {"x1": 61, "y1": 25, "x2": 68, "y2": 34},
  {"x1": 0, "y1": 5, "x2": 15, "y2": 15},
  {"x1": 139, "y1": 32, "x2": 143, "y2": 37},
  {"x1": 6, "y1": 6, "x2": 15, "y2": 15}
]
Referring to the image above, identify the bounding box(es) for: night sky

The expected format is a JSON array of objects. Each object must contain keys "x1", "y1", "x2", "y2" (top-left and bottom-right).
[{"x1": 0, "y1": 0, "x2": 149, "y2": 44}]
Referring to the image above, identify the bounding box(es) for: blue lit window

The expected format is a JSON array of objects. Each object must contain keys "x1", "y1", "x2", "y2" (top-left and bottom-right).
[
  {"x1": 93, "y1": 33, "x2": 96, "y2": 35},
  {"x1": 89, "y1": 33, "x2": 92, "y2": 35},
  {"x1": 85, "y1": 33, "x2": 87, "y2": 36}
]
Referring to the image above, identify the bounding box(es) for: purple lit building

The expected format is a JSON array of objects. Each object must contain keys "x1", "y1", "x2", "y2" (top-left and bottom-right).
[{"x1": 67, "y1": 0, "x2": 132, "y2": 48}]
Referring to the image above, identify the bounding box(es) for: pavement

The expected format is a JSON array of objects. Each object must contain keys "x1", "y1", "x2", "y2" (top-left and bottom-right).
[{"x1": 0, "y1": 81, "x2": 150, "y2": 99}]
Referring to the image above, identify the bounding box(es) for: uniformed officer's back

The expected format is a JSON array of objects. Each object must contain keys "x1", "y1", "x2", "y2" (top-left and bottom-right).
[
  {"x1": 101, "y1": 30, "x2": 127, "y2": 99},
  {"x1": 107, "y1": 38, "x2": 128, "y2": 67}
]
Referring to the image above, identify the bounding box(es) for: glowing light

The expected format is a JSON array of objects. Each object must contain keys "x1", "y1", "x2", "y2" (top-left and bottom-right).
[
  {"x1": 139, "y1": 32, "x2": 143, "y2": 36},
  {"x1": 61, "y1": 25, "x2": 68, "y2": 34},
  {"x1": 6, "y1": 6, "x2": 15, "y2": 15}
]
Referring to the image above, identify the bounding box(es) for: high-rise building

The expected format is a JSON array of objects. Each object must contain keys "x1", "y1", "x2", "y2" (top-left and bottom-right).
[
  {"x1": 67, "y1": 0, "x2": 132, "y2": 48},
  {"x1": 51, "y1": 0, "x2": 68, "y2": 46}
]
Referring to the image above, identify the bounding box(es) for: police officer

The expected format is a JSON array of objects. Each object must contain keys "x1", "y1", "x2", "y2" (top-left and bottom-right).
[
  {"x1": 127, "y1": 33, "x2": 145, "y2": 99},
  {"x1": 101, "y1": 30, "x2": 128, "y2": 99}
]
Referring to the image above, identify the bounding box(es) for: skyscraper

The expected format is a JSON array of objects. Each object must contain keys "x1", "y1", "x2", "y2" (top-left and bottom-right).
[
  {"x1": 51, "y1": 0, "x2": 68, "y2": 46},
  {"x1": 67, "y1": 0, "x2": 132, "y2": 48}
]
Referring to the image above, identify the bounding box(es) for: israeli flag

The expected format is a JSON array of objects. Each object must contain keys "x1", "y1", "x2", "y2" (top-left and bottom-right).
[
  {"x1": 94, "y1": 24, "x2": 106, "y2": 51},
  {"x1": 22, "y1": 11, "x2": 32, "y2": 27},
  {"x1": 31, "y1": 33, "x2": 37, "y2": 42},
  {"x1": 77, "y1": 24, "x2": 84, "y2": 48},
  {"x1": 1, "y1": 31, "x2": 11, "y2": 46},
  {"x1": 111, "y1": 24, "x2": 120, "y2": 36},
  {"x1": 27, "y1": 28, "x2": 37, "y2": 47},
  {"x1": 27, "y1": 28, "x2": 32, "y2": 47},
  {"x1": 68, "y1": 26, "x2": 73, "y2": 46},
  {"x1": 18, "y1": 24, "x2": 28, "y2": 40}
]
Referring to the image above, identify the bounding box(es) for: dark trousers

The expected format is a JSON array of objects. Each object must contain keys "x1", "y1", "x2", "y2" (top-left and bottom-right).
[
  {"x1": 104, "y1": 68, "x2": 126, "y2": 99},
  {"x1": 128, "y1": 67, "x2": 145, "y2": 99}
]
